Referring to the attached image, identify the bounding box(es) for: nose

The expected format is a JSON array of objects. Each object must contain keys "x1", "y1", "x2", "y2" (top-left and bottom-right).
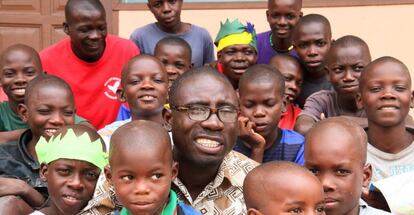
[
  {"x1": 67, "y1": 174, "x2": 84, "y2": 191},
  {"x1": 134, "y1": 180, "x2": 150, "y2": 195},
  {"x1": 200, "y1": 110, "x2": 224, "y2": 131},
  {"x1": 343, "y1": 70, "x2": 356, "y2": 82},
  {"x1": 140, "y1": 78, "x2": 155, "y2": 90},
  {"x1": 89, "y1": 29, "x2": 102, "y2": 40},
  {"x1": 14, "y1": 72, "x2": 27, "y2": 85},
  {"x1": 253, "y1": 105, "x2": 266, "y2": 118},
  {"x1": 278, "y1": 16, "x2": 288, "y2": 25},
  {"x1": 287, "y1": 81, "x2": 298, "y2": 93},
  {"x1": 320, "y1": 174, "x2": 336, "y2": 193},
  {"x1": 161, "y1": 2, "x2": 172, "y2": 13},
  {"x1": 165, "y1": 65, "x2": 178, "y2": 76},
  {"x1": 49, "y1": 112, "x2": 65, "y2": 126},
  {"x1": 234, "y1": 51, "x2": 246, "y2": 61},
  {"x1": 307, "y1": 45, "x2": 318, "y2": 57},
  {"x1": 381, "y1": 87, "x2": 397, "y2": 100}
]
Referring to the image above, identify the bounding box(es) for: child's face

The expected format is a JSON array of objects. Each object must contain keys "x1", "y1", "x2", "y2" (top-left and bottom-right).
[
  {"x1": 40, "y1": 159, "x2": 100, "y2": 215},
  {"x1": 107, "y1": 141, "x2": 178, "y2": 215},
  {"x1": 254, "y1": 174, "x2": 325, "y2": 215},
  {"x1": 64, "y1": 7, "x2": 107, "y2": 62},
  {"x1": 147, "y1": 0, "x2": 182, "y2": 30},
  {"x1": 294, "y1": 22, "x2": 331, "y2": 73},
  {"x1": 240, "y1": 81, "x2": 284, "y2": 138},
  {"x1": 305, "y1": 130, "x2": 370, "y2": 215},
  {"x1": 154, "y1": 43, "x2": 191, "y2": 90},
  {"x1": 358, "y1": 61, "x2": 413, "y2": 127},
  {"x1": 0, "y1": 49, "x2": 42, "y2": 104},
  {"x1": 121, "y1": 58, "x2": 168, "y2": 116},
  {"x1": 327, "y1": 45, "x2": 370, "y2": 99},
  {"x1": 20, "y1": 85, "x2": 75, "y2": 139},
  {"x1": 266, "y1": 0, "x2": 302, "y2": 40},
  {"x1": 270, "y1": 59, "x2": 303, "y2": 103},
  {"x1": 218, "y1": 44, "x2": 257, "y2": 87}
]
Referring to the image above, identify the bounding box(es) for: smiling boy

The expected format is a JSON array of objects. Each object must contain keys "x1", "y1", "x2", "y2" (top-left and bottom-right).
[
  {"x1": 40, "y1": 0, "x2": 139, "y2": 129},
  {"x1": 0, "y1": 75, "x2": 78, "y2": 211},
  {"x1": 256, "y1": 0, "x2": 302, "y2": 64},
  {"x1": 130, "y1": 0, "x2": 214, "y2": 67}
]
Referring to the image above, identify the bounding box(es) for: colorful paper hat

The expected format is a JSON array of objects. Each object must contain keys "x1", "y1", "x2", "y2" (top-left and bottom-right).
[
  {"x1": 214, "y1": 19, "x2": 257, "y2": 52},
  {"x1": 35, "y1": 129, "x2": 108, "y2": 170}
]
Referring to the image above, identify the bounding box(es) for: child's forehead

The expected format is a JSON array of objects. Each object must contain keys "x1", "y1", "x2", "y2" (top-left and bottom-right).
[
  {"x1": 50, "y1": 158, "x2": 99, "y2": 169},
  {"x1": 269, "y1": 0, "x2": 302, "y2": 9},
  {"x1": 2, "y1": 48, "x2": 35, "y2": 63},
  {"x1": 297, "y1": 22, "x2": 330, "y2": 38}
]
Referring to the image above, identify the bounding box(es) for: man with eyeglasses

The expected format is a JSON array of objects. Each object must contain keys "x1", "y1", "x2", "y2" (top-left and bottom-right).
[{"x1": 163, "y1": 66, "x2": 258, "y2": 214}]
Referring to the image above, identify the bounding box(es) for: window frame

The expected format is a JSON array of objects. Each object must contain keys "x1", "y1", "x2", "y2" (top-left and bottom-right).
[{"x1": 113, "y1": 0, "x2": 414, "y2": 10}]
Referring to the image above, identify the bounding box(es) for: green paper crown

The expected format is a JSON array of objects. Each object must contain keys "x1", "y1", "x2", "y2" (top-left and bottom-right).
[
  {"x1": 36, "y1": 129, "x2": 108, "y2": 170},
  {"x1": 214, "y1": 18, "x2": 257, "y2": 50}
]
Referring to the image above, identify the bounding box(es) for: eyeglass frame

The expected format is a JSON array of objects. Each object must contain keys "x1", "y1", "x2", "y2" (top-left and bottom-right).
[{"x1": 170, "y1": 104, "x2": 240, "y2": 123}]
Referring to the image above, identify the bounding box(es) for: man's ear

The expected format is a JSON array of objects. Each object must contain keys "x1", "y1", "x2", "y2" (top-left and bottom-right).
[
  {"x1": 171, "y1": 161, "x2": 179, "y2": 180},
  {"x1": 116, "y1": 89, "x2": 126, "y2": 103},
  {"x1": 265, "y1": 10, "x2": 270, "y2": 20},
  {"x1": 217, "y1": 51, "x2": 222, "y2": 62},
  {"x1": 104, "y1": 165, "x2": 113, "y2": 185},
  {"x1": 356, "y1": 93, "x2": 364, "y2": 110},
  {"x1": 39, "y1": 164, "x2": 48, "y2": 182},
  {"x1": 247, "y1": 208, "x2": 263, "y2": 215},
  {"x1": 162, "y1": 107, "x2": 172, "y2": 131},
  {"x1": 362, "y1": 163, "x2": 372, "y2": 197},
  {"x1": 18, "y1": 103, "x2": 29, "y2": 123},
  {"x1": 63, "y1": 22, "x2": 69, "y2": 35}
]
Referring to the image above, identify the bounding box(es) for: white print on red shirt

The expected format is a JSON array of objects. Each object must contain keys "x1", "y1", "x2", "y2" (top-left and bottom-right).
[{"x1": 104, "y1": 77, "x2": 120, "y2": 100}]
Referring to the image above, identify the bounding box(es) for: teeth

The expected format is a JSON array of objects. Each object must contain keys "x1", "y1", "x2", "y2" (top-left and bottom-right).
[
  {"x1": 13, "y1": 89, "x2": 25, "y2": 95},
  {"x1": 141, "y1": 95, "x2": 155, "y2": 100},
  {"x1": 196, "y1": 138, "x2": 220, "y2": 148},
  {"x1": 381, "y1": 107, "x2": 397, "y2": 110},
  {"x1": 44, "y1": 129, "x2": 57, "y2": 136}
]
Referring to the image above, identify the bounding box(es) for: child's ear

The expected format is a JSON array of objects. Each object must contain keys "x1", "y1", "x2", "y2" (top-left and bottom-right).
[
  {"x1": 162, "y1": 107, "x2": 172, "y2": 132},
  {"x1": 171, "y1": 161, "x2": 179, "y2": 180},
  {"x1": 247, "y1": 208, "x2": 263, "y2": 215},
  {"x1": 189, "y1": 63, "x2": 194, "y2": 69},
  {"x1": 104, "y1": 165, "x2": 113, "y2": 185},
  {"x1": 282, "y1": 96, "x2": 287, "y2": 113},
  {"x1": 265, "y1": 10, "x2": 270, "y2": 19},
  {"x1": 63, "y1": 22, "x2": 69, "y2": 35},
  {"x1": 17, "y1": 103, "x2": 29, "y2": 123},
  {"x1": 410, "y1": 90, "x2": 414, "y2": 108},
  {"x1": 324, "y1": 65, "x2": 330, "y2": 76},
  {"x1": 356, "y1": 93, "x2": 364, "y2": 110},
  {"x1": 217, "y1": 51, "x2": 222, "y2": 62},
  {"x1": 116, "y1": 89, "x2": 126, "y2": 103},
  {"x1": 362, "y1": 163, "x2": 372, "y2": 197},
  {"x1": 299, "y1": 11, "x2": 303, "y2": 18},
  {"x1": 39, "y1": 163, "x2": 48, "y2": 182}
]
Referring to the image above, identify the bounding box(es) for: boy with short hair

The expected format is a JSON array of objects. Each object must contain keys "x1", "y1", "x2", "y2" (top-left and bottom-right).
[
  {"x1": 356, "y1": 57, "x2": 414, "y2": 213},
  {"x1": 130, "y1": 0, "x2": 214, "y2": 67},
  {"x1": 295, "y1": 35, "x2": 371, "y2": 134},
  {"x1": 0, "y1": 44, "x2": 44, "y2": 143},
  {"x1": 215, "y1": 19, "x2": 258, "y2": 89},
  {"x1": 244, "y1": 161, "x2": 325, "y2": 215},
  {"x1": 154, "y1": 36, "x2": 192, "y2": 91},
  {"x1": 105, "y1": 120, "x2": 200, "y2": 215},
  {"x1": 305, "y1": 117, "x2": 390, "y2": 215},
  {"x1": 0, "y1": 75, "x2": 78, "y2": 210},
  {"x1": 269, "y1": 54, "x2": 303, "y2": 129},
  {"x1": 99, "y1": 55, "x2": 168, "y2": 148},
  {"x1": 30, "y1": 124, "x2": 107, "y2": 215},
  {"x1": 292, "y1": 14, "x2": 333, "y2": 107},
  {"x1": 256, "y1": 0, "x2": 303, "y2": 64},
  {"x1": 234, "y1": 64, "x2": 304, "y2": 164}
]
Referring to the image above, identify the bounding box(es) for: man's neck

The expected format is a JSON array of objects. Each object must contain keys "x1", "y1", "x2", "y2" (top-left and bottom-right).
[
  {"x1": 157, "y1": 21, "x2": 188, "y2": 34},
  {"x1": 337, "y1": 94, "x2": 359, "y2": 113},
  {"x1": 132, "y1": 110, "x2": 164, "y2": 124},
  {"x1": 177, "y1": 159, "x2": 221, "y2": 201},
  {"x1": 305, "y1": 67, "x2": 326, "y2": 79},
  {"x1": 271, "y1": 33, "x2": 292, "y2": 53},
  {"x1": 368, "y1": 122, "x2": 413, "y2": 153}
]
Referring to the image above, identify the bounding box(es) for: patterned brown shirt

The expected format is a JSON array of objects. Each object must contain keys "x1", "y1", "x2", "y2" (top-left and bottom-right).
[{"x1": 172, "y1": 151, "x2": 258, "y2": 215}]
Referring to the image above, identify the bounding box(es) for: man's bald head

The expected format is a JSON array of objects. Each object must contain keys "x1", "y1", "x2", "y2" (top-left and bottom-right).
[{"x1": 65, "y1": 0, "x2": 106, "y2": 24}]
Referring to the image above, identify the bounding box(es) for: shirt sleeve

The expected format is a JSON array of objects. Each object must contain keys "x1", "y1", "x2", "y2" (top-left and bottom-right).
[{"x1": 299, "y1": 92, "x2": 328, "y2": 122}]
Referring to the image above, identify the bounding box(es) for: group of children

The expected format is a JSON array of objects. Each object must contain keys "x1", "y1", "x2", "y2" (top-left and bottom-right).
[{"x1": 0, "y1": 0, "x2": 413, "y2": 214}]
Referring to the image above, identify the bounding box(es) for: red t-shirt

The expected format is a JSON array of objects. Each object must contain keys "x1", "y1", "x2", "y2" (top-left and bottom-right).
[
  {"x1": 40, "y1": 35, "x2": 139, "y2": 129},
  {"x1": 279, "y1": 103, "x2": 302, "y2": 130}
]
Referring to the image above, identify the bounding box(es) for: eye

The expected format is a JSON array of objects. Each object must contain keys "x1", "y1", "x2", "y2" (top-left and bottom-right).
[
  {"x1": 308, "y1": 168, "x2": 319, "y2": 175},
  {"x1": 286, "y1": 14, "x2": 295, "y2": 20},
  {"x1": 265, "y1": 100, "x2": 276, "y2": 107},
  {"x1": 175, "y1": 62, "x2": 185, "y2": 69},
  {"x1": 316, "y1": 205, "x2": 325, "y2": 213},
  {"x1": 168, "y1": 0, "x2": 177, "y2": 4},
  {"x1": 85, "y1": 171, "x2": 99, "y2": 180},
  {"x1": 395, "y1": 85, "x2": 407, "y2": 92},
  {"x1": 297, "y1": 43, "x2": 307, "y2": 49},
  {"x1": 316, "y1": 40, "x2": 327, "y2": 47},
  {"x1": 63, "y1": 110, "x2": 74, "y2": 116},
  {"x1": 77, "y1": 27, "x2": 89, "y2": 33},
  {"x1": 244, "y1": 50, "x2": 254, "y2": 55},
  {"x1": 3, "y1": 69, "x2": 15, "y2": 78},
  {"x1": 242, "y1": 101, "x2": 254, "y2": 109},
  {"x1": 57, "y1": 168, "x2": 71, "y2": 176},
  {"x1": 332, "y1": 67, "x2": 343, "y2": 74},
  {"x1": 224, "y1": 50, "x2": 235, "y2": 55},
  {"x1": 354, "y1": 65, "x2": 365, "y2": 72},
  {"x1": 151, "y1": 173, "x2": 163, "y2": 180},
  {"x1": 121, "y1": 175, "x2": 134, "y2": 181},
  {"x1": 289, "y1": 207, "x2": 302, "y2": 213},
  {"x1": 128, "y1": 79, "x2": 140, "y2": 85},
  {"x1": 284, "y1": 75, "x2": 293, "y2": 82},
  {"x1": 335, "y1": 169, "x2": 350, "y2": 176},
  {"x1": 369, "y1": 86, "x2": 381, "y2": 93},
  {"x1": 37, "y1": 109, "x2": 51, "y2": 115}
]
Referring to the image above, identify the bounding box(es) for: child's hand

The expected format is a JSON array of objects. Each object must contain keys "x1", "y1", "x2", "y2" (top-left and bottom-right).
[
  {"x1": 0, "y1": 177, "x2": 45, "y2": 207},
  {"x1": 238, "y1": 116, "x2": 266, "y2": 150}
]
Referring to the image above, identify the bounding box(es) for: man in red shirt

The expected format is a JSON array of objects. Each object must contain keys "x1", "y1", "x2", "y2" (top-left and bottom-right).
[{"x1": 40, "y1": 0, "x2": 139, "y2": 129}]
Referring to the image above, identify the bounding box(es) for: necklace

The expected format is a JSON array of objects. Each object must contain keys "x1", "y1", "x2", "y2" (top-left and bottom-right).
[{"x1": 269, "y1": 32, "x2": 294, "y2": 53}]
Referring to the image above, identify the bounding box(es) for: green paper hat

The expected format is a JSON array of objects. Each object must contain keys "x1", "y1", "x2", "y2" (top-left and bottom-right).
[
  {"x1": 214, "y1": 19, "x2": 257, "y2": 52},
  {"x1": 36, "y1": 128, "x2": 108, "y2": 170}
]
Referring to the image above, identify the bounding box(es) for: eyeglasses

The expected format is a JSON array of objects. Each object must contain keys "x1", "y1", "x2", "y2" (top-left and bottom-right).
[{"x1": 171, "y1": 105, "x2": 239, "y2": 123}]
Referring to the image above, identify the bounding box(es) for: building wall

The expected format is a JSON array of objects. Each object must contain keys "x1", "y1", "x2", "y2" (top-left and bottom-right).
[{"x1": 118, "y1": 4, "x2": 414, "y2": 79}]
